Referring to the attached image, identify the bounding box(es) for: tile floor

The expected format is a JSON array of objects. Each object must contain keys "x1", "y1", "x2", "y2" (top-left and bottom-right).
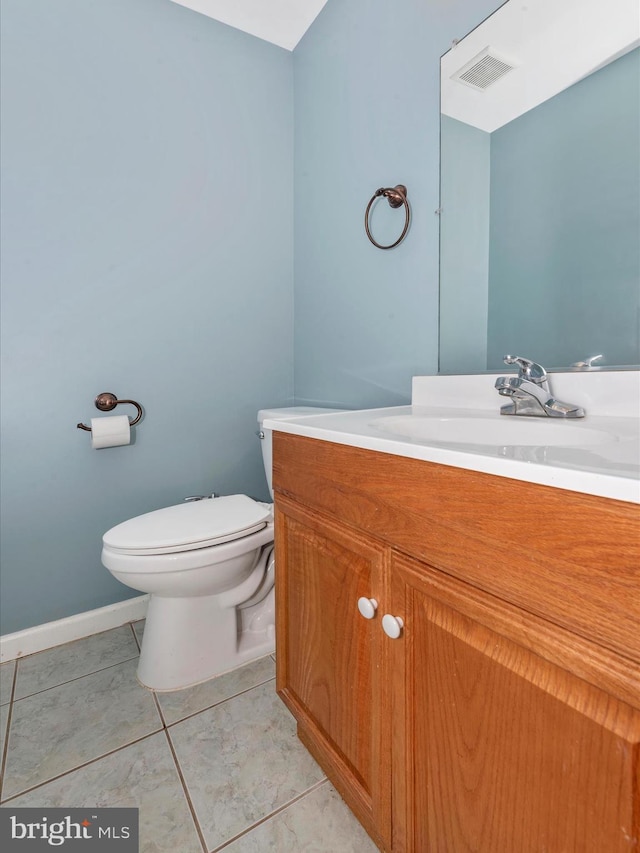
[{"x1": 0, "y1": 621, "x2": 377, "y2": 852}]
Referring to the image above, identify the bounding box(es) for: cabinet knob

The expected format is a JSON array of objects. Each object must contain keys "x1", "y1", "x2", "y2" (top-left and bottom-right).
[
  {"x1": 357, "y1": 597, "x2": 378, "y2": 619},
  {"x1": 382, "y1": 614, "x2": 404, "y2": 639}
]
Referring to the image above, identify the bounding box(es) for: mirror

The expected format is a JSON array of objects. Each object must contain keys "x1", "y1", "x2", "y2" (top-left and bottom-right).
[{"x1": 438, "y1": 0, "x2": 640, "y2": 373}]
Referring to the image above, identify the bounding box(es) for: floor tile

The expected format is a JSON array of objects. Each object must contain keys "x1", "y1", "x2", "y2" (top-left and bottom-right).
[
  {"x1": 0, "y1": 661, "x2": 15, "y2": 706},
  {"x1": 0, "y1": 703, "x2": 9, "y2": 762},
  {"x1": 223, "y1": 781, "x2": 379, "y2": 852},
  {"x1": 169, "y1": 679, "x2": 325, "y2": 851},
  {"x1": 3, "y1": 658, "x2": 162, "y2": 799},
  {"x1": 157, "y1": 656, "x2": 275, "y2": 725},
  {"x1": 14, "y1": 627, "x2": 140, "y2": 700},
  {"x1": 3, "y1": 732, "x2": 203, "y2": 853}
]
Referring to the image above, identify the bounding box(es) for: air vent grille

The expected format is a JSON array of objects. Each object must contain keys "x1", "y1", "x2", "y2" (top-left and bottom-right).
[{"x1": 452, "y1": 48, "x2": 516, "y2": 91}]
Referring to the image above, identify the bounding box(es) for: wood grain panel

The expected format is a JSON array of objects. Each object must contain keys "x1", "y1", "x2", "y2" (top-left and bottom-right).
[
  {"x1": 393, "y1": 550, "x2": 640, "y2": 710},
  {"x1": 390, "y1": 555, "x2": 640, "y2": 853},
  {"x1": 274, "y1": 498, "x2": 392, "y2": 848},
  {"x1": 273, "y1": 433, "x2": 640, "y2": 666}
]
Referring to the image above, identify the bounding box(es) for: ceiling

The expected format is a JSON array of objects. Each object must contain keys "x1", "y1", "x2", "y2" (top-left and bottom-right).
[
  {"x1": 441, "y1": 0, "x2": 639, "y2": 132},
  {"x1": 168, "y1": 1, "x2": 638, "y2": 123},
  {"x1": 169, "y1": 0, "x2": 329, "y2": 50}
]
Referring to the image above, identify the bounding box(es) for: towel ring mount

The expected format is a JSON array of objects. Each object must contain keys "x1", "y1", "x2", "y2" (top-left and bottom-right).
[{"x1": 364, "y1": 184, "x2": 410, "y2": 250}]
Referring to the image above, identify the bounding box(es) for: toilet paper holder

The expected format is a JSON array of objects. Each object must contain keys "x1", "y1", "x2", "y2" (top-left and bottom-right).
[{"x1": 77, "y1": 393, "x2": 143, "y2": 432}]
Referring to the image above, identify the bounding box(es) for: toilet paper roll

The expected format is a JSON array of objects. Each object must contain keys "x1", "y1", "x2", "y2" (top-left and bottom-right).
[{"x1": 90, "y1": 415, "x2": 131, "y2": 449}]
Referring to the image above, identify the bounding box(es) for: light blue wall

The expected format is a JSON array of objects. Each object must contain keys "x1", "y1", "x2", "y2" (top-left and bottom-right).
[
  {"x1": 0, "y1": 0, "x2": 294, "y2": 633},
  {"x1": 439, "y1": 116, "x2": 491, "y2": 373},
  {"x1": 487, "y1": 48, "x2": 640, "y2": 368},
  {"x1": 292, "y1": 0, "x2": 498, "y2": 408},
  {"x1": 1, "y1": 0, "x2": 504, "y2": 635}
]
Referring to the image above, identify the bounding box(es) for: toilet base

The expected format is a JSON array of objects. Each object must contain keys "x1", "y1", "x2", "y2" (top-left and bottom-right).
[{"x1": 137, "y1": 590, "x2": 275, "y2": 691}]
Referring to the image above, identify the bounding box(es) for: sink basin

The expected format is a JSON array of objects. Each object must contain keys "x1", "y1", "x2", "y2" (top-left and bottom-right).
[{"x1": 370, "y1": 415, "x2": 616, "y2": 448}]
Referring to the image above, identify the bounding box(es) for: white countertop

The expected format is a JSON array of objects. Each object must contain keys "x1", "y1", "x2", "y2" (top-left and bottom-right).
[{"x1": 265, "y1": 372, "x2": 640, "y2": 504}]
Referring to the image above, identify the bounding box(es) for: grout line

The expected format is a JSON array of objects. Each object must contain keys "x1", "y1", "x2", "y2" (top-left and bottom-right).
[
  {"x1": 127, "y1": 639, "x2": 167, "y2": 735},
  {"x1": 0, "y1": 662, "x2": 19, "y2": 801},
  {"x1": 9, "y1": 655, "x2": 141, "y2": 704},
  {"x1": 163, "y1": 676, "x2": 277, "y2": 730},
  {"x1": 150, "y1": 688, "x2": 169, "y2": 730},
  {"x1": 0, "y1": 729, "x2": 166, "y2": 805},
  {"x1": 2, "y1": 621, "x2": 143, "y2": 665},
  {"x1": 129, "y1": 620, "x2": 143, "y2": 652},
  {"x1": 210, "y1": 778, "x2": 330, "y2": 852},
  {"x1": 163, "y1": 728, "x2": 209, "y2": 853}
]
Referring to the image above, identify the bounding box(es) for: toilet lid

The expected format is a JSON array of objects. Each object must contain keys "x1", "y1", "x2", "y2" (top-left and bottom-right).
[{"x1": 103, "y1": 494, "x2": 272, "y2": 555}]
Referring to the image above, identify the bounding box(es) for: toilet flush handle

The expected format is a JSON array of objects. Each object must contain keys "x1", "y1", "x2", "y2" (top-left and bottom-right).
[{"x1": 183, "y1": 493, "x2": 219, "y2": 502}]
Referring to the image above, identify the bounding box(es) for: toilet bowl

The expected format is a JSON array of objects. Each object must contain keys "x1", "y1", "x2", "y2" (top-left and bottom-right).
[{"x1": 101, "y1": 406, "x2": 340, "y2": 691}]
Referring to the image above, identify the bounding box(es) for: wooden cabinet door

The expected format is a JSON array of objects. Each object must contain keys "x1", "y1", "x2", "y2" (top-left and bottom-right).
[
  {"x1": 275, "y1": 496, "x2": 391, "y2": 850},
  {"x1": 389, "y1": 553, "x2": 640, "y2": 853}
]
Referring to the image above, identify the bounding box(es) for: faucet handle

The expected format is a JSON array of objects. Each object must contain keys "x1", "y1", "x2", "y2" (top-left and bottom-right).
[
  {"x1": 570, "y1": 354, "x2": 603, "y2": 370},
  {"x1": 503, "y1": 355, "x2": 548, "y2": 385}
]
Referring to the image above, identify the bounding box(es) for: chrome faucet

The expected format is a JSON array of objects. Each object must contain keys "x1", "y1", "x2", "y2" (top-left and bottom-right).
[{"x1": 495, "y1": 355, "x2": 585, "y2": 418}]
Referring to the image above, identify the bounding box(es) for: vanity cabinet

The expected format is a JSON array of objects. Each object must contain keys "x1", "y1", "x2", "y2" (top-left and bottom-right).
[
  {"x1": 274, "y1": 433, "x2": 640, "y2": 853},
  {"x1": 275, "y1": 500, "x2": 391, "y2": 848},
  {"x1": 388, "y1": 553, "x2": 639, "y2": 852}
]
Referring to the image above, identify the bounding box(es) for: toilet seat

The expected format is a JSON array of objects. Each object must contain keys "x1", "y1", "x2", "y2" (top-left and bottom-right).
[{"x1": 103, "y1": 494, "x2": 271, "y2": 556}]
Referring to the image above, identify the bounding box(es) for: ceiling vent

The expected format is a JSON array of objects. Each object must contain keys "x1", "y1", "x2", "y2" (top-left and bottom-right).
[{"x1": 451, "y1": 47, "x2": 516, "y2": 91}]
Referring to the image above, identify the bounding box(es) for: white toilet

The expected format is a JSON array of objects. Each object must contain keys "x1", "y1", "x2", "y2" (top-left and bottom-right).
[{"x1": 102, "y1": 407, "x2": 337, "y2": 691}]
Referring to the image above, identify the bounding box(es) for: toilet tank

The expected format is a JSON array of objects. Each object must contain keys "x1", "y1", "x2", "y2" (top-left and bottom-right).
[{"x1": 257, "y1": 407, "x2": 342, "y2": 498}]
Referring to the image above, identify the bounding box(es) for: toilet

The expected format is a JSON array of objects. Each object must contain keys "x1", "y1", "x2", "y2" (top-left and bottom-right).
[{"x1": 102, "y1": 407, "x2": 338, "y2": 691}]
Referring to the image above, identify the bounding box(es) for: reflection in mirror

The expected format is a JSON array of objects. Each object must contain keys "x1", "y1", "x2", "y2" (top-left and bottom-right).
[{"x1": 438, "y1": 0, "x2": 640, "y2": 373}]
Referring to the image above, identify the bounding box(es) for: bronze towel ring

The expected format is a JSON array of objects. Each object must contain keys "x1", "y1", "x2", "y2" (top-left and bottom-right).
[
  {"x1": 365, "y1": 184, "x2": 410, "y2": 250},
  {"x1": 77, "y1": 392, "x2": 143, "y2": 432}
]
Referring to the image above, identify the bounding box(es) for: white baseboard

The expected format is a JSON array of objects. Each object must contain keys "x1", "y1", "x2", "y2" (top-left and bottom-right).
[{"x1": 0, "y1": 595, "x2": 149, "y2": 663}]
